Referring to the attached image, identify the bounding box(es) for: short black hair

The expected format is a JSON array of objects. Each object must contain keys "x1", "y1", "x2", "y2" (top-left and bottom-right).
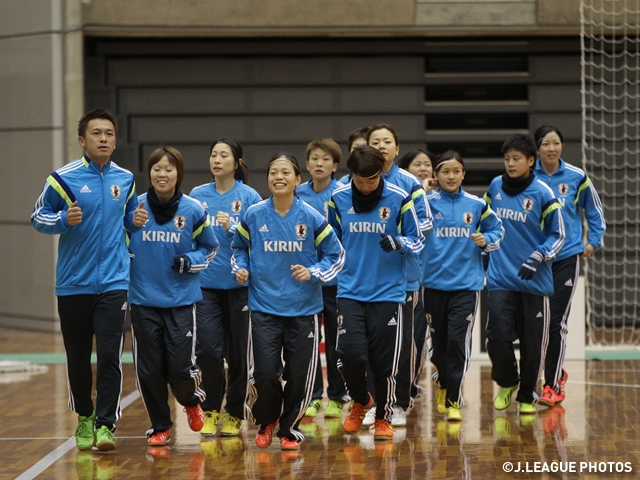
[
  {"x1": 347, "y1": 127, "x2": 370, "y2": 152},
  {"x1": 78, "y1": 108, "x2": 117, "y2": 137},
  {"x1": 501, "y1": 134, "x2": 537, "y2": 159},
  {"x1": 347, "y1": 145, "x2": 385, "y2": 178}
]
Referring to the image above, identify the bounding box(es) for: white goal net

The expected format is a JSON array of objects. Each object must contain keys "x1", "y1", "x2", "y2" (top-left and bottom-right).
[{"x1": 581, "y1": 0, "x2": 640, "y2": 347}]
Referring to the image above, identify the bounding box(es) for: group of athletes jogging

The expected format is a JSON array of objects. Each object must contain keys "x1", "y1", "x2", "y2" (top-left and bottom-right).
[{"x1": 31, "y1": 108, "x2": 605, "y2": 453}]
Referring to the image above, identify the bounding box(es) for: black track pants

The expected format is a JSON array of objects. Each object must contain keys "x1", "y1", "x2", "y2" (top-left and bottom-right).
[
  {"x1": 58, "y1": 290, "x2": 127, "y2": 430},
  {"x1": 336, "y1": 299, "x2": 402, "y2": 422},
  {"x1": 131, "y1": 304, "x2": 204, "y2": 434}
]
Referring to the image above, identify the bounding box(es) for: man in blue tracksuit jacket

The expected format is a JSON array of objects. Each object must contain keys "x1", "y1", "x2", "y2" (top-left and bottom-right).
[{"x1": 31, "y1": 108, "x2": 147, "y2": 451}]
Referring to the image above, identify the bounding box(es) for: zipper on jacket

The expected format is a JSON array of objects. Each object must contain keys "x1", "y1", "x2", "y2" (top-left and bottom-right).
[{"x1": 98, "y1": 170, "x2": 104, "y2": 293}]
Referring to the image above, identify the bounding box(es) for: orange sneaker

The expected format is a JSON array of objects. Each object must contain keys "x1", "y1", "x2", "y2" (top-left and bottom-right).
[
  {"x1": 556, "y1": 369, "x2": 568, "y2": 402},
  {"x1": 184, "y1": 405, "x2": 205, "y2": 432},
  {"x1": 343, "y1": 393, "x2": 374, "y2": 434},
  {"x1": 148, "y1": 430, "x2": 171, "y2": 446},
  {"x1": 538, "y1": 385, "x2": 560, "y2": 407},
  {"x1": 373, "y1": 419, "x2": 394, "y2": 441},
  {"x1": 255, "y1": 421, "x2": 278, "y2": 448},
  {"x1": 280, "y1": 437, "x2": 300, "y2": 450}
]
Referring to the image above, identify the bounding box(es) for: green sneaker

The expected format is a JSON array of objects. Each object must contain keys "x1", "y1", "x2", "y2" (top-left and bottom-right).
[
  {"x1": 436, "y1": 389, "x2": 447, "y2": 414},
  {"x1": 519, "y1": 402, "x2": 536, "y2": 414},
  {"x1": 493, "y1": 385, "x2": 518, "y2": 410},
  {"x1": 75, "y1": 412, "x2": 96, "y2": 451},
  {"x1": 304, "y1": 399, "x2": 323, "y2": 418},
  {"x1": 220, "y1": 413, "x2": 242, "y2": 436},
  {"x1": 200, "y1": 410, "x2": 220, "y2": 437},
  {"x1": 94, "y1": 426, "x2": 116, "y2": 451},
  {"x1": 324, "y1": 400, "x2": 344, "y2": 418}
]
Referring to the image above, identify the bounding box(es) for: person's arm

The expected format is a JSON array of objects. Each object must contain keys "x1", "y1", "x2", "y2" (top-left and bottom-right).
[
  {"x1": 304, "y1": 220, "x2": 345, "y2": 285},
  {"x1": 538, "y1": 198, "x2": 566, "y2": 261},
  {"x1": 172, "y1": 212, "x2": 219, "y2": 274},
  {"x1": 476, "y1": 202, "x2": 504, "y2": 252},
  {"x1": 31, "y1": 175, "x2": 76, "y2": 235},
  {"x1": 410, "y1": 181, "x2": 433, "y2": 235},
  {"x1": 517, "y1": 197, "x2": 566, "y2": 281},
  {"x1": 123, "y1": 181, "x2": 144, "y2": 232},
  {"x1": 382, "y1": 196, "x2": 424, "y2": 256},
  {"x1": 575, "y1": 174, "x2": 606, "y2": 256},
  {"x1": 326, "y1": 196, "x2": 342, "y2": 241},
  {"x1": 231, "y1": 217, "x2": 251, "y2": 283}
]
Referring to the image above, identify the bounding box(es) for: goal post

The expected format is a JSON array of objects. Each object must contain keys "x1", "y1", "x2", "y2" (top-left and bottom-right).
[{"x1": 581, "y1": 0, "x2": 640, "y2": 351}]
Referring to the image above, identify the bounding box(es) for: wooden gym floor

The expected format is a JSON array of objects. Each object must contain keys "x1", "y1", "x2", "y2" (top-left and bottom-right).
[{"x1": 1, "y1": 327, "x2": 639, "y2": 480}]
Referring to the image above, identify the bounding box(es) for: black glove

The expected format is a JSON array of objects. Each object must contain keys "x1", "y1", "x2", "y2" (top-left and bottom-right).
[
  {"x1": 171, "y1": 254, "x2": 191, "y2": 274},
  {"x1": 379, "y1": 233, "x2": 403, "y2": 253},
  {"x1": 517, "y1": 251, "x2": 543, "y2": 281}
]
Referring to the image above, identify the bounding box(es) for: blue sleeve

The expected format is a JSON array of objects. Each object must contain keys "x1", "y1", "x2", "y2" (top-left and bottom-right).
[
  {"x1": 31, "y1": 177, "x2": 72, "y2": 235},
  {"x1": 307, "y1": 219, "x2": 345, "y2": 285},
  {"x1": 478, "y1": 203, "x2": 504, "y2": 252},
  {"x1": 410, "y1": 183, "x2": 433, "y2": 234},
  {"x1": 326, "y1": 196, "x2": 342, "y2": 241},
  {"x1": 538, "y1": 198, "x2": 566, "y2": 261},
  {"x1": 231, "y1": 218, "x2": 251, "y2": 273},
  {"x1": 397, "y1": 196, "x2": 425, "y2": 255},
  {"x1": 186, "y1": 212, "x2": 219, "y2": 272},
  {"x1": 123, "y1": 180, "x2": 142, "y2": 233},
  {"x1": 575, "y1": 175, "x2": 606, "y2": 248}
]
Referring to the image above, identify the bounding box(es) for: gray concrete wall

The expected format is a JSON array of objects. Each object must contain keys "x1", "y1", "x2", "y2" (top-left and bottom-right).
[
  {"x1": 80, "y1": 0, "x2": 582, "y2": 35},
  {"x1": 0, "y1": 0, "x2": 70, "y2": 330}
]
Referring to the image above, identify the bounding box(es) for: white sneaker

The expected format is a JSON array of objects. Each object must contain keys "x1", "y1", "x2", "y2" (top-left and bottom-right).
[
  {"x1": 391, "y1": 406, "x2": 407, "y2": 427},
  {"x1": 362, "y1": 408, "x2": 375, "y2": 427}
]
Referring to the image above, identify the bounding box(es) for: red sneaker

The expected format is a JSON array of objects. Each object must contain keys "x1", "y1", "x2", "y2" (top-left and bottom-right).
[
  {"x1": 148, "y1": 430, "x2": 171, "y2": 446},
  {"x1": 184, "y1": 405, "x2": 205, "y2": 432},
  {"x1": 556, "y1": 369, "x2": 568, "y2": 402},
  {"x1": 538, "y1": 385, "x2": 560, "y2": 407},
  {"x1": 280, "y1": 437, "x2": 300, "y2": 450},
  {"x1": 343, "y1": 393, "x2": 374, "y2": 434},
  {"x1": 255, "y1": 421, "x2": 278, "y2": 448}
]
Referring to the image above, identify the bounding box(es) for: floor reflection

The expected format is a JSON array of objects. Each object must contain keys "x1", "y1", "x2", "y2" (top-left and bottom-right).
[{"x1": 3, "y1": 326, "x2": 640, "y2": 480}]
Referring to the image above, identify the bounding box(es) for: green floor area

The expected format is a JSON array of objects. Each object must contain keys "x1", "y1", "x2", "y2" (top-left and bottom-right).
[
  {"x1": 3, "y1": 351, "x2": 640, "y2": 364},
  {"x1": 0, "y1": 353, "x2": 134, "y2": 364},
  {"x1": 585, "y1": 350, "x2": 640, "y2": 360}
]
